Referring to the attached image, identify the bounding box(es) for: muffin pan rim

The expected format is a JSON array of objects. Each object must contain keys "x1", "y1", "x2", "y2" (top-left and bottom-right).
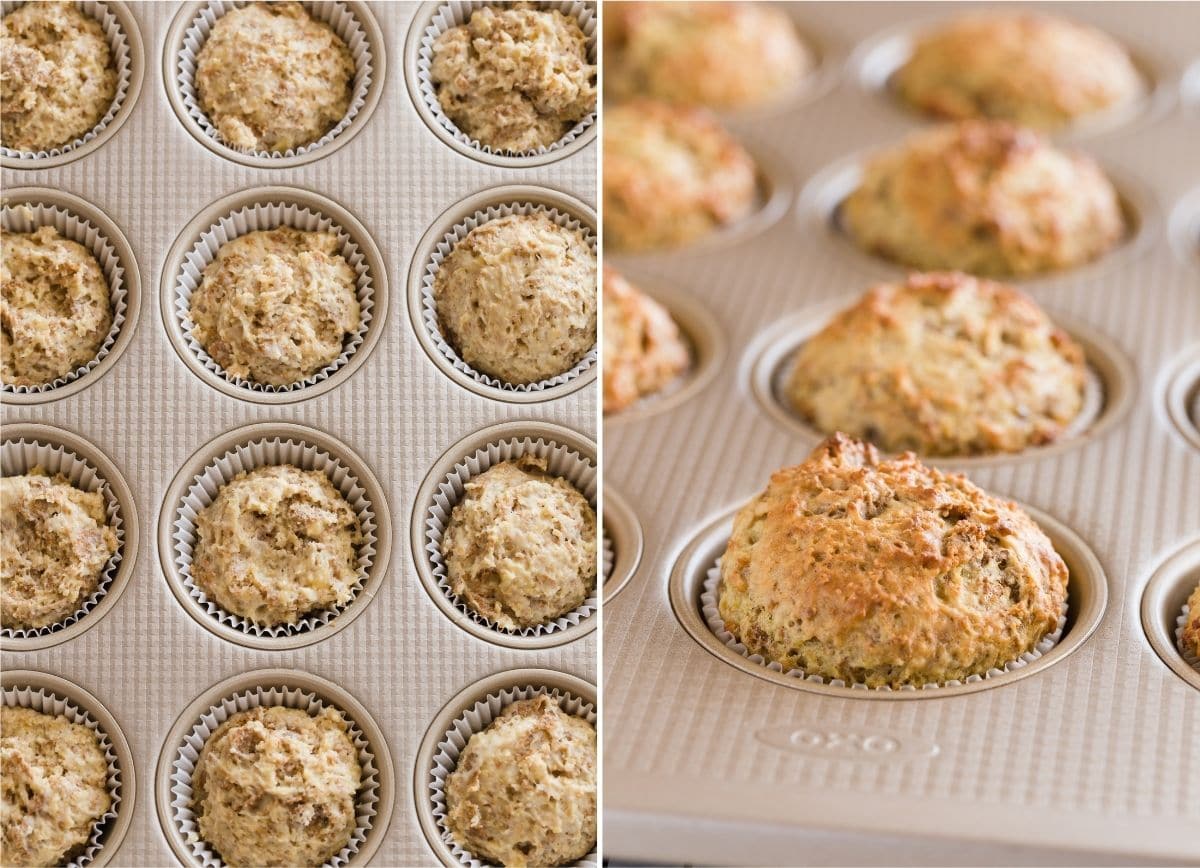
[
  {"x1": 1163, "y1": 345, "x2": 1200, "y2": 453},
  {"x1": 1139, "y1": 537, "x2": 1200, "y2": 691},
  {"x1": 602, "y1": 485, "x2": 644, "y2": 604},
  {"x1": 1167, "y1": 183, "x2": 1200, "y2": 270}
]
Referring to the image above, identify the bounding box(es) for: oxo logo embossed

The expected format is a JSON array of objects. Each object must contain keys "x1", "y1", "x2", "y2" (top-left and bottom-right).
[{"x1": 754, "y1": 726, "x2": 939, "y2": 760}]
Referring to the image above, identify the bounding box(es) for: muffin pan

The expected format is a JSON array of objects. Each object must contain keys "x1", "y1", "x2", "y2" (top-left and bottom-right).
[
  {"x1": 604, "y1": 2, "x2": 1198, "y2": 864},
  {"x1": 1, "y1": 4, "x2": 594, "y2": 864}
]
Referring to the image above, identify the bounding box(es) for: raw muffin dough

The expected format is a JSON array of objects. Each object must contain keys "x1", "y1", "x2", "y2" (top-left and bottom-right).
[
  {"x1": 191, "y1": 465, "x2": 362, "y2": 627},
  {"x1": 1, "y1": 706, "x2": 111, "y2": 868},
  {"x1": 603, "y1": 266, "x2": 690, "y2": 414},
  {"x1": 2, "y1": 225, "x2": 113, "y2": 387},
  {"x1": 895, "y1": 13, "x2": 1144, "y2": 130},
  {"x1": 192, "y1": 706, "x2": 361, "y2": 868},
  {"x1": 1, "y1": 1, "x2": 116, "y2": 152},
  {"x1": 843, "y1": 121, "x2": 1124, "y2": 278},
  {"x1": 442, "y1": 456, "x2": 596, "y2": 630},
  {"x1": 785, "y1": 272, "x2": 1087, "y2": 456},
  {"x1": 1181, "y1": 582, "x2": 1200, "y2": 661},
  {"x1": 434, "y1": 213, "x2": 596, "y2": 385},
  {"x1": 605, "y1": 2, "x2": 812, "y2": 109},
  {"x1": 189, "y1": 227, "x2": 361, "y2": 387},
  {"x1": 1, "y1": 469, "x2": 117, "y2": 631},
  {"x1": 431, "y1": 4, "x2": 596, "y2": 152},
  {"x1": 445, "y1": 695, "x2": 596, "y2": 867},
  {"x1": 718, "y1": 434, "x2": 1069, "y2": 689},
  {"x1": 194, "y1": 2, "x2": 353, "y2": 153},
  {"x1": 604, "y1": 100, "x2": 757, "y2": 251}
]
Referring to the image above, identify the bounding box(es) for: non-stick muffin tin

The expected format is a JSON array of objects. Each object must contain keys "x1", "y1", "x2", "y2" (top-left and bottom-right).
[
  {"x1": 1, "y1": 2, "x2": 595, "y2": 864},
  {"x1": 604, "y1": 2, "x2": 1198, "y2": 864}
]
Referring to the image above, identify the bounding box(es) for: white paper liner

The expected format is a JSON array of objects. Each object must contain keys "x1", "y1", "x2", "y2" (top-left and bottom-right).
[
  {"x1": 2, "y1": 684, "x2": 123, "y2": 868},
  {"x1": 1175, "y1": 599, "x2": 1200, "y2": 671},
  {"x1": 424, "y1": 435, "x2": 598, "y2": 636},
  {"x1": 170, "y1": 435, "x2": 379, "y2": 639},
  {"x1": 0, "y1": 1, "x2": 133, "y2": 163},
  {"x1": 167, "y1": 684, "x2": 380, "y2": 868},
  {"x1": 701, "y1": 558, "x2": 1068, "y2": 692},
  {"x1": 417, "y1": 0, "x2": 597, "y2": 158},
  {"x1": 428, "y1": 683, "x2": 598, "y2": 868},
  {"x1": 172, "y1": 200, "x2": 375, "y2": 394},
  {"x1": 0, "y1": 437, "x2": 124, "y2": 640},
  {"x1": 421, "y1": 201, "x2": 598, "y2": 392},
  {"x1": 1, "y1": 201, "x2": 129, "y2": 395},
  {"x1": 175, "y1": 1, "x2": 375, "y2": 160},
  {"x1": 602, "y1": 526, "x2": 614, "y2": 584}
]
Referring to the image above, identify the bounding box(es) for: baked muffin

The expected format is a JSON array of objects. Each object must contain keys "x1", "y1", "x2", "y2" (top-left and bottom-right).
[
  {"x1": 1, "y1": 1, "x2": 116, "y2": 152},
  {"x1": 435, "y1": 213, "x2": 596, "y2": 385},
  {"x1": 192, "y1": 706, "x2": 360, "y2": 868},
  {"x1": 1, "y1": 706, "x2": 111, "y2": 867},
  {"x1": 191, "y1": 465, "x2": 362, "y2": 627},
  {"x1": 785, "y1": 272, "x2": 1087, "y2": 456},
  {"x1": 195, "y1": 2, "x2": 353, "y2": 152},
  {"x1": 1, "y1": 469, "x2": 117, "y2": 631},
  {"x1": 603, "y1": 266, "x2": 690, "y2": 413},
  {"x1": 1181, "y1": 581, "x2": 1200, "y2": 661},
  {"x1": 2, "y1": 225, "x2": 113, "y2": 387},
  {"x1": 718, "y1": 434, "x2": 1069, "y2": 688},
  {"x1": 442, "y1": 456, "x2": 596, "y2": 630},
  {"x1": 189, "y1": 227, "x2": 361, "y2": 387},
  {"x1": 842, "y1": 121, "x2": 1125, "y2": 277},
  {"x1": 446, "y1": 695, "x2": 596, "y2": 867},
  {"x1": 895, "y1": 13, "x2": 1144, "y2": 131},
  {"x1": 431, "y1": 4, "x2": 596, "y2": 152},
  {"x1": 604, "y1": 100, "x2": 757, "y2": 251},
  {"x1": 605, "y1": 2, "x2": 812, "y2": 109}
]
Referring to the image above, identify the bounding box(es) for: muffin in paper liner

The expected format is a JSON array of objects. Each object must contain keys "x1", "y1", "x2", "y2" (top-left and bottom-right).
[
  {"x1": 413, "y1": 0, "x2": 597, "y2": 161},
  {"x1": 173, "y1": 0, "x2": 377, "y2": 162},
  {"x1": 1, "y1": 682, "x2": 123, "y2": 868},
  {"x1": 428, "y1": 683, "x2": 598, "y2": 868},
  {"x1": 420, "y1": 200, "x2": 598, "y2": 394},
  {"x1": 1176, "y1": 601, "x2": 1200, "y2": 671},
  {"x1": 0, "y1": 435, "x2": 125, "y2": 642},
  {"x1": 166, "y1": 683, "x2": 380, "y2": 868},
  {"x1": 424, "y1": 434, "x2": 598, "y2": 638},
  {"x1": 1, "y1": 199, "x2": 132, "y2": 399},
  {"x1": 171, "y1": 198, "x2": 376, "y2": 396},
  {"x1": 701, "y1": 559, "x2": 1067, "y2": 692},
  {"x1": 0, "y1": 1, "x2": 138, "y2": 166},
  {"x1": 169, "y1": 435, "x2": 379, "y2": 641}
]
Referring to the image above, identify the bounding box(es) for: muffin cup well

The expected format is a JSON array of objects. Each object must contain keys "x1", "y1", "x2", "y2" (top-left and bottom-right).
[
  {"x1": 1140, "y1": 538, "x2": 1200, "y2": 691},
  {"x1": 414, "y1": 668, "x2": 597, "y2": 868},
  {"x1": 1164, "y1": 346, "x2": 1200, "y2": 453},
  {"x1": 412, "y1": 421, "x2": 598, "y2": 649},
  {"x1": 2, "y1": 189, "x2": 140, "y2": 403},
  {"x1": 744, "y1": 297, "x2": 1135, "y2": 468},
  {"x1": 602, "y1": 486, "x2": 643, "y2": 603},
  {"x1": 0, "y1": 1, "x2": 143, "y2": 170},
  {"x1": 160, "y1": 187, "x2": 387, "y2": 404},
  {"x1": 1168, "y1": 184, "x2": 1200, "y2": 269},
  {"x1": 669, "y1": 501, "x2": 1106, "y2": 699},
  {"x1": 158, "y1": 422, "x2": 390, "y2": 651},
  {"x1": 2, "y1": 671, "x2": 135, "y2": 868},
  {"x1": 1, "y1": 423, "x2": 137, "y2": 651},
  {"x1": 408, "y1": 185, "x2": 597, "y2": 403},
  {"x1": 163, "y1": 1, "x2": 384, "y2": 168},
  {"x1": 405, "y1": 0, "x2": 597, "y2": 167},
  {"x1": 155, "y1": 669, "x2": 392, "y2": 868}
]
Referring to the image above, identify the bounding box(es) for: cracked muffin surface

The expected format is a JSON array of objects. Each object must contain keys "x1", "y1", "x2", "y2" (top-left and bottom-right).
[
  {"x1": 195, "y1": 2, "x2": 353, "y2": 153},
  {"x1": 605, "y1": 1, "x2": 812, "y2": 109},
  {"x1": 603, "y1": 99, "x2": 756, "y2": 251},
  {"x1": 603, "y1": 267, "x2": 690, "y2": 414},
  {"x1": 189, "y1": 226, "x2": 360, "y2": 387},
  {"x1": 1, "y1": 706, "x2": 111, "y2": 868},
  {"x1": 785, "y1": 272, "x2": 1087, "y2": 456},
  {"x1": 445, "y1": 695, "x2": 596, "y2": 867},
  {"x1": 895, "y1": 13, "x2": 1144, "y2": 130},
  {"x1": 842, "y1": 121, "x2": 1124, "y2": 278},
  {"x1": 1, "y1": 1, "x2": 116, "y2": 152},
  {"x1": 434, "y1": 213, "x2": 596, "y2": 386},
  {"x1": 2, "y1": 225, "x2": 113, "y2": 387},
  {"x1": 442, "y1": 456, "x2": 596, "y2": 630},
  {"x1": 1181, "y1": 582, "x2": 1200, "y2": 661},
  {"x1": 718, "y1": 434, "x2": 1068, "y2": 688},
  {"x1": 191, "y1": 464, "x2": 362, "y2": 627},
  {"x1": 1, "y1": 469, "x2": 117, "y2": 631},
  {"x1": 192, "y1": 705, "x2": 361, "y2": 868},
  {"x1": 431, "y1": 4, "x2": 596, "y2": 152}
]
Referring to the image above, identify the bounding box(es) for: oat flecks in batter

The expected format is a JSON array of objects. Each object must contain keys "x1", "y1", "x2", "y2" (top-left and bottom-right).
[{"x1": 603, "y1": 266, "x2": 690, "y2": 414}]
